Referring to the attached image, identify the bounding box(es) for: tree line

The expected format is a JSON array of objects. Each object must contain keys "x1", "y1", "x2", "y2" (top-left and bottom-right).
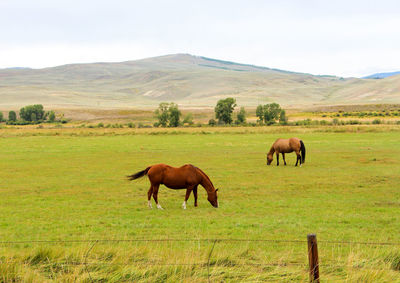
[
  {"x1": 153, "y1": 98, "x2": 287, "y2": 127},
  {"x1": 0, "y1": 100, "x2": 287, "y2": 127},
  {"x1": 0, "y1": 104, "x2": 64, "y2": 125}
]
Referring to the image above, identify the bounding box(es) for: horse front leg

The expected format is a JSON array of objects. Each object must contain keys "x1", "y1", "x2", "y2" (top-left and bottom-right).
[
  {"x1": 276, "y1": 152, "x2": 280, "y2": 166},
  {"x1": 183, "y1": 187, "x2": 193, "y2": 209},
  {"x1": 282, "y1": 153, "x2": 287, "y2": 166},
  {"x1": 152, "y1": 184, "x2": 163, "y2": 209},
  {"x1": 193, "y1": 185, "x2": 198, "y2": 207}
]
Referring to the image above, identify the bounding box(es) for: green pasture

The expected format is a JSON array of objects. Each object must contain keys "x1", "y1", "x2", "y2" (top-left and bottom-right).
[{"x1": 0, "y1": 127, "x2": 400, "y2": 282}]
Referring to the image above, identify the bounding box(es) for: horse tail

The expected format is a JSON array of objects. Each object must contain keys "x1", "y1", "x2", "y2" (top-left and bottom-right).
[
  {"x1": 127, "y1": 166, "x2": 151, "y2": 181},
  {"x1": 300, "y1": 140, "x2": 306, "y2": 163}
]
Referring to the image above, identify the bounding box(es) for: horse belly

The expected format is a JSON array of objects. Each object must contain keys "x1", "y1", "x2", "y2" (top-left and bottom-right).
[{"x1": 162, "y1": 179, "x2": 187, "y2": 190}]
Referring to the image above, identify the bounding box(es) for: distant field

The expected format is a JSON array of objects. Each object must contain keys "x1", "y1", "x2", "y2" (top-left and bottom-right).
[
  {"x1": 2, "y1": 104, "x2": 400, "y2": 127},
  {"x1": 1, "y1": 126, "x2": 400, "y2": 282}
]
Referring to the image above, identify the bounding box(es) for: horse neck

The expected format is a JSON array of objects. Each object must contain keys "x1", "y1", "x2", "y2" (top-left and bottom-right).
[
  {"x1": 268, "y1": 146, "x2": 275, "y2": 156},
  {"x1": 197, "y1": 168, "x2": 216, "y2": 194}
]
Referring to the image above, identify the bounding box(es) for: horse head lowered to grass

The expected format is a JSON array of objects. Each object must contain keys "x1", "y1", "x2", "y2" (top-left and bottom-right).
[{"x1": 127, "y1": 164, "x2": 219, "y2": 209}]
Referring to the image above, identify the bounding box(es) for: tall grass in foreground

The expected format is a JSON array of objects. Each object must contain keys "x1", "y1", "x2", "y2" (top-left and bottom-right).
[{"x1": 1, "y1": 241, "x2": 400, "y2": 282}]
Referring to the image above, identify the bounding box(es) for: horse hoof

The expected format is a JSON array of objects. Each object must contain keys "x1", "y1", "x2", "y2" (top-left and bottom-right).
[{"x1": 156, "y1": 204, "x2": 163, "y2": 210}]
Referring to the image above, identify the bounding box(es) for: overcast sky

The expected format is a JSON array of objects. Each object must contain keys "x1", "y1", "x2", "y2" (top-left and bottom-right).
[{"x1": 1, "y1": 0, "x2": 399, "y2": 77}]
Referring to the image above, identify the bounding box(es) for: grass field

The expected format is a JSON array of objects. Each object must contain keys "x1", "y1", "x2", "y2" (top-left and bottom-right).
[{"x1": 1, "y1": 125, "x2": 400, "y2": 282}]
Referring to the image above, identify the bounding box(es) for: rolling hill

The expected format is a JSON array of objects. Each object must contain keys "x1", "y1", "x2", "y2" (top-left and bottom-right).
[
  {"x1": 362, "y1": 71, "x2": 400, "y2": 79},
  {"x1": 0, "y1": 54, "x2": 399, "y2": 109}
]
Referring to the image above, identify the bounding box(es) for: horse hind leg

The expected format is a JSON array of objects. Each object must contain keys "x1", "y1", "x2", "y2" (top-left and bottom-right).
[
  {"x1": 152, "y1": 184, "x2": 163, "y2": 210},
  {"x1": 295, "y1": 151, "x2": 301, "y2": 166},
  {"x1": 147, "y1": 186, "x2": 153, "y2": 209}
]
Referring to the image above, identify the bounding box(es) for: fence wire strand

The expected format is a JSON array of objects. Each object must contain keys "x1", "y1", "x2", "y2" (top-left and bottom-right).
[{"x1": 1, "y1": 238, "x2": 399, "y2": 245}]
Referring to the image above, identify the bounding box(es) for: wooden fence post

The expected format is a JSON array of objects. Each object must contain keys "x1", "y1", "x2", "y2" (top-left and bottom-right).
[{"x1": 307, "y1": 234, "x2": 320, "y2": 283}]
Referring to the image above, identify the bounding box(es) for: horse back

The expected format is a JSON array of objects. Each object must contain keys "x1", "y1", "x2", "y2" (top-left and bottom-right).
[
  {"x1": 273, "y1": 137, "x2": 301, "y2": 153},
  {"x1": 148, "y1": 164, "x2": 200, "y2": 189}
]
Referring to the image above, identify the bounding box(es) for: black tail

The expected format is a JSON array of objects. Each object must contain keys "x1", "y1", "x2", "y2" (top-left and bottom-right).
[
  {"x1": 127, "y1": 167, "x2": 151, "y2": 181},
  {"x1": 300, "y1": 140, "x2": 306, "y2": 163}
]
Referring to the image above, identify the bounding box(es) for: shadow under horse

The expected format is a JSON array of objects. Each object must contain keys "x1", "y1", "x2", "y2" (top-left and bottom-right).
[
  {"x1": 127, "y1": 164, "x2": 219, "y2": 209},
  {"x1": 267, "y1": 137, "x2": 306, "y2": 166}
]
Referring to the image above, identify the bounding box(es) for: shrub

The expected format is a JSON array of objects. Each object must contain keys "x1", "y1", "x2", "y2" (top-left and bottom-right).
[
  {"x1": 183, "y1": 113, "x2": 194, "y2": 126},
  {"x1": 372, "y1": 119, "x2": 382, "y2": 124},
  {"x1": 48, "y1": 111, "x2": 56, "y2": 122}
]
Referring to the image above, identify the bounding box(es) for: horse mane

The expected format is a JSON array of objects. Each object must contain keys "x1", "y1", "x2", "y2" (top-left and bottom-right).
[{"x1": 192, "y1": 165, "x2": 215, "y2": 190}]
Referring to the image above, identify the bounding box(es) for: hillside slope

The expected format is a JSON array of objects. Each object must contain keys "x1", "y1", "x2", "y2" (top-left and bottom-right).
[
  {"x1": 363, "y1": 71, "x2": 400, "y2": 79},
  {"x1": 0, "y1": 54, "x2": 399, "y2": 109}
]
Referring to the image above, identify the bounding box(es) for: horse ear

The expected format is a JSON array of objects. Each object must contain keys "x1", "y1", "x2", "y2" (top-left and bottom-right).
[{"x1": 215, "y1": 188, "x2": 219, "y2": 192}]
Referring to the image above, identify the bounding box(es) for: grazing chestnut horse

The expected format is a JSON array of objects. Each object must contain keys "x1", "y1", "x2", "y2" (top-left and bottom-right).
[
  {"x1": 127, "y1": 164, "x2": 218, "y2": 209},
  {"x1": 267, "y1": 137, "x2": 306, "y2": 166}
]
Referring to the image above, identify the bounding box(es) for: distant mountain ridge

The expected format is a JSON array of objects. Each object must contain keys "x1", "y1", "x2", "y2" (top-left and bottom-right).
[
  {"x1": 363, "y1": 71, "x2": 400, "y2": 79},
  {"x1": 0, "y1": 54, "x2": 399, "y2": 109}
]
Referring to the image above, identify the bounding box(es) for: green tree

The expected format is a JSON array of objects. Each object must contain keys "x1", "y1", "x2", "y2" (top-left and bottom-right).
[
  {"x1": 8, "y1": 111, "x2": 17, "y2": 122},
  {"x1": 263, "y1": 103, "x2": 281, "y2": 124},
  {"x1": 154, "y1": 102, "x2": 170, "y2": 127},
  {"x1": 154, "y1": 102, "x2": 182, "y2": 127},
  {"x1": 256, "y1": 105, "x2": 264, "y2": 123},
  {"x1": 215, "y1": 98, "x2": 237, "y2": 124},
  {"x1": 236, "y1": 107, "x2": 246, "y2": 124},
  {"x1": 279, "y1": 109, "x2": 288, "y2": 124},
  {"x1": 168, "y1": 103, "x2": 181, "y2": 127},
  {"x1": 30, "y1": 112, "x2": 37, "y2": 122},
  {"x1": 19, "y1": 104, "x2": 46, "y2": 122},
  {"x1": 0, "y1": 112, "x2": 3, "y2": 122},
  {"x1": 256, "y1": 103, "x2": 285, "y2": 125}
]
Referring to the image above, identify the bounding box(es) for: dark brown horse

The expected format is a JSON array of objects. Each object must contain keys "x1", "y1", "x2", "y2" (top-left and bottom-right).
[
  {"x1": 127, "y1": 164, "x2": 218, "y2": 209},
  {"x1": 267, "y1": 137, "x2": 306, "y2": 166}
]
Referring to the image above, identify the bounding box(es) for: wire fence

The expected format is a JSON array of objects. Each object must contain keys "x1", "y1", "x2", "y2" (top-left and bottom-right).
[{"x1": 1, "y1": 237, "x2": 399, "y2": 282}]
